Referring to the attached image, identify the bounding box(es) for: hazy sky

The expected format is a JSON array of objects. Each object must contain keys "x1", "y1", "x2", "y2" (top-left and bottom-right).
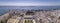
[{"x1": 0, "y1": 0, "x2": 60, "y2": 6}]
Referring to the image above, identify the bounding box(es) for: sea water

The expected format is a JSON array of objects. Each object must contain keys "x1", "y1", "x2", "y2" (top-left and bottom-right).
[{"x1": 0, "y1": 6, "x2": 60, "y2": 16}]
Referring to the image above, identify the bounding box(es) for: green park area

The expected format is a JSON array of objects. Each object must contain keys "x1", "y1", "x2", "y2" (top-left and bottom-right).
[{"x1": 24, "y1": 20, "x2": 33, "y2": 23}]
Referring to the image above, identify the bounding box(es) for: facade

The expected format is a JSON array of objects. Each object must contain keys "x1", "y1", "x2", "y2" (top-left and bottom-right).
[{"x1": 7, "y1": 17, "x2": 21, "y2": 23}]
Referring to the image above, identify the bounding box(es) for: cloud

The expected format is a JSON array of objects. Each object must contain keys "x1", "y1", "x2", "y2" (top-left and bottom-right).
[{"x1": 0, "y1": 2, "x2": 60, "y2": 6}]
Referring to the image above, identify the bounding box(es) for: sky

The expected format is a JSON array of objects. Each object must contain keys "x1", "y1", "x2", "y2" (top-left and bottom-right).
[{"x1": 0, "y1": 0, "x2": 60, "y2": 6}]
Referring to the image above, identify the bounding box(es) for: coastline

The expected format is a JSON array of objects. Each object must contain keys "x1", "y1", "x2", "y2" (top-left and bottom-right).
[{"x1": 0, "y1": 13, "x2": 9, "y2": 21}]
